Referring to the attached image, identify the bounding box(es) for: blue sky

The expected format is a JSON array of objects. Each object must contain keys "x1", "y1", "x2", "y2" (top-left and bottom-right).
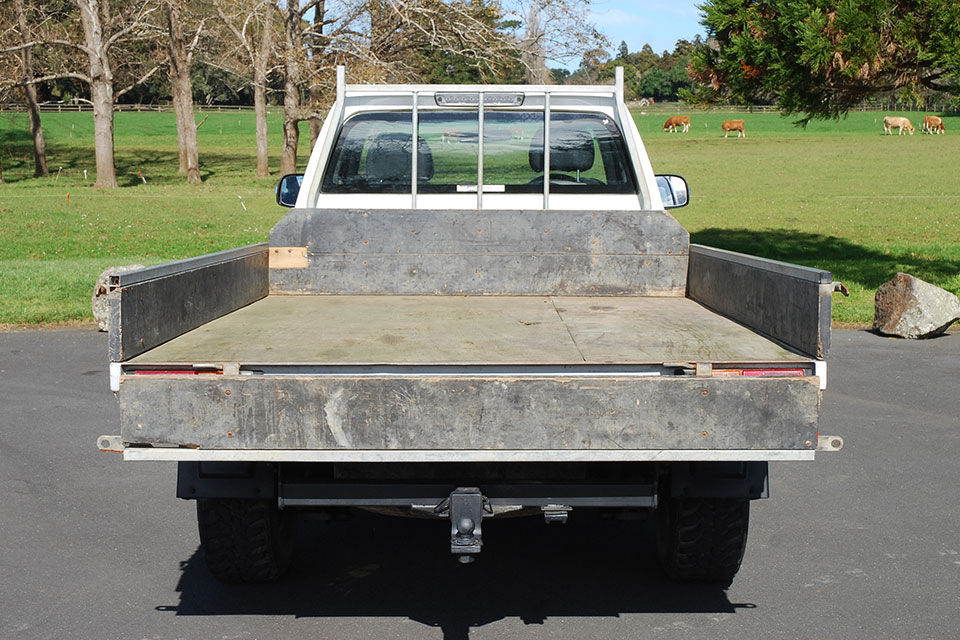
[{"x1": 586, "y1": 0, "x2": 705, "y2": 60}]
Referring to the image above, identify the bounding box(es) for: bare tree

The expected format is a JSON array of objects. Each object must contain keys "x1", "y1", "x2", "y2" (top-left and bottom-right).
[
  {"x1": 279, "y1": 1, "x2": 302, "y2": 174},
  {"x1": 0, "y1": 1, "x2": 163, "y2": 187},
  {"x1": 510, "y1": 0, "x2": 606, "y2": 71},
  {"x1": 276, "y1": 0, "x2": 554, "y2": 174},
  {"x1": 215, "y1": 0, "x2": 277, "y2": 177},
  {"x1": 307, "y1": 0, "x2": 326, "y2": 149},
  {"x1": 13, "y1": 0, "x2": 48, "y2": 176},
  {"x1": 165, "y1": 0, "x2": 203, "y2": 183},
  {"x1": 522, "y1": 3, "x2": 548, "y2": 84}
]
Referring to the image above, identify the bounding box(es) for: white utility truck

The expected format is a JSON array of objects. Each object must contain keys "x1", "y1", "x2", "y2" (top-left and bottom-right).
[{"x1": 99, "y1": 68, "x2": 843, "y2": 585}]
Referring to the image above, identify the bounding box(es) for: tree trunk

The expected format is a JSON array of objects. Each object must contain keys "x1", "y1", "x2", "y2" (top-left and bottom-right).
[
  {"x1": 254, "y1": 84, "x2": 270, "y2": 177},
  {"x1": 308, "y1": 0, "x2": 325, "y2": 150},
  {"x1": 280, "y1": 80, "x2": 300, "y2": 175},
  {"x1": 171, "y1": 71, "x2": 201, "y2": 183},
  {"x1": 309, "y1": 112, "x2": 322, "y2": 150},
  {"x1": 174, "y1": 99, "x2": 187, "y2": 173},
  {"x1": 77, "y1": 0, "x2": 119, "y2": 188},
  {"x1": 22, "y1": 78, "x2": 49, "y2": 179},
  {"x1": 90, "y1": 77, "x2": 119, "y2": 188},
  {"x1": 280, "y1": 2, "x2": 301, "y2": 175},
  {"x1": 253, "y1": 1, "x2": 274, "y2": 178},
  {"x1": 166, "y1": 1, "x2": 201, "y2": 184},
  {"x1": 15, "y1": 0, "x2": 49, "y2": 177}
]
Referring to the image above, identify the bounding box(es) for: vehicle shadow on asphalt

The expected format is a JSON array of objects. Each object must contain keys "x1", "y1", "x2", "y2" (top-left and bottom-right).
[{"x1": 162, "y1": 510, "x2": 753, "y2": 639}]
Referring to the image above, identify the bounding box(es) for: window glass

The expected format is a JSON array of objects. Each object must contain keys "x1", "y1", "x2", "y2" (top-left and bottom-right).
[
  {"x1": 321, "y1": 112, "x2": 427, "y2": 193},
  {"x1": 481, "y1": 111, "x2": 544, "y2": 191},
  {"x1": 417, "y1": 111, "x2": 478, "y2": 192},
  {"x1": 533, "y1": 112, "x2": 637, "y2": 194},
  {"x1": 320, "y1": 109, "x2": 636, "y2": 195}
]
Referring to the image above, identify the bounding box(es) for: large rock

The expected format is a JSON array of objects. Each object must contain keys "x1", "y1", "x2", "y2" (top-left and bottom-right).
[
  {"x1": 92, "y1": 265, "x2": 145, "y2": 332},
  {"x1": 874, "y1": 273, "x2": 960, "y2": 339}
]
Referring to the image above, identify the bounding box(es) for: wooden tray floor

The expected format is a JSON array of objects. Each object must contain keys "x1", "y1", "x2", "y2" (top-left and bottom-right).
[{"x1": 128, "y1": 295, "x2": 804, "y2": 365}]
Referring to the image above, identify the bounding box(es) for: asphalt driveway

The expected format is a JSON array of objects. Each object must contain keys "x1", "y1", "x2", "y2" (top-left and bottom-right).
[{"x1": 1, "y1": 328, "x2": 957, "y2": 639}]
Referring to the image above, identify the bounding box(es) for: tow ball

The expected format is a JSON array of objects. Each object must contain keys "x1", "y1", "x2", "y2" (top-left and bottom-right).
[{"x1": 435, "y1": 487, "x2": 492, "y2": 563}]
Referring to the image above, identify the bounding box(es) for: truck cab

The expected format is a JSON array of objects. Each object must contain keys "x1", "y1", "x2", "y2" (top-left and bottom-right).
[{"x1": 283, "y1": 67, "x2": 664, "y2": 212}]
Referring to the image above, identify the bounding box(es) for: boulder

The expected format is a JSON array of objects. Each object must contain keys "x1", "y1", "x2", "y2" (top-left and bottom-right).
[
  {"x1": 874, "y1": 273, "x2": 960, "y2": 339},
  {"x1": 92, "y1": 264, "x2": 145, "y2": 332}
]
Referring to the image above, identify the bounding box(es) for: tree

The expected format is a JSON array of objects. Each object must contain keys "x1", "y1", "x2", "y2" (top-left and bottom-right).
[
  {"x1": 164, "y1": 0, "x2": 204, "y2": 183},
  {"x1": 571, "y1": 47, "x2": 609, "y2": 83},
  {"x1": 1, "y1": 0, "x2": 163, "y2": 187},
  {"x1": 688, "y1": 0, "x2": 960, "y2": 121},
  {"x1": 549, "y1": 67, "x2": 571, "y2": 84},
  {"x1": 617, "y1": 39, "x2": 629, "y2": 61},
  {"x1": 13, "y1": 0, "x2": 49, "y2": 177},
  {"x1": 271, "y1": 0, "x2": 603, "y2": 174},
  {"x1": 637, "y1": 67, "x2": 670, "y2": 100},
  {"x1": 522, "y1": 3, "x2": 549, "y2": 83},
  {"x1": 215, "y1": 0, "x2": 277, "y2": 178}
]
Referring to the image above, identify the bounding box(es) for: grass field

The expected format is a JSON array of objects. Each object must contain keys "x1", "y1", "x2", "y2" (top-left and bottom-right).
[{"x1": 1, "y1": 108, "x2": 958, "y2": 326}]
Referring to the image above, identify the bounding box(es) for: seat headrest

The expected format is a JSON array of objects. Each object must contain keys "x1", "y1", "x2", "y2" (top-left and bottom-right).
[
  {"x1": 365, "y1": 133, "x2": 434, "y2": 183},
  {"x1": 529, "y1": 125, "x2": 595, "y2": 173}
]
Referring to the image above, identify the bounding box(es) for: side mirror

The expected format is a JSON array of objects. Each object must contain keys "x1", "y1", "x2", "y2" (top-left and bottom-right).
[
  {"x1": 276, "y1": 173, "x2": 304, "y2": 207},
  {"x1": 655, "y1": 175, "x2": 689, "y2": 209}
]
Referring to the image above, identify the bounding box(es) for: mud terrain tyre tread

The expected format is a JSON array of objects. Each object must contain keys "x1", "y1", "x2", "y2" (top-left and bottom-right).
[
  {"x1": 657, "y1": 496, "x2": 749, "y2": 586},
  {"x1": 197, "y1": 498, "x2": 295, "y2": 583}
]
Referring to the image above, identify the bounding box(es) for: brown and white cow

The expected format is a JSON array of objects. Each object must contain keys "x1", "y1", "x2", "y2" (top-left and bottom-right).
[
  {"x1": 722, "y1": 119, "x2": 745, "y2": 138},
  {"x1": 883, "y1": 116, "x2": 915, "y2": 135},
  {"x1": 922, "y1": 115, "x2": 945, "y2": 135},
  {"x1": 663, "y1": 115, "x2": 691, "y2": 133}
]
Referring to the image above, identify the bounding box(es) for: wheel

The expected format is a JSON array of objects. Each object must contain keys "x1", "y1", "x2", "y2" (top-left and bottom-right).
[
  {"x1": 196, "y1": 498, "x2": 296, "y2": 583},
  {"x1": 656, "y1": 491, "x2": 750, "y2": 586}
]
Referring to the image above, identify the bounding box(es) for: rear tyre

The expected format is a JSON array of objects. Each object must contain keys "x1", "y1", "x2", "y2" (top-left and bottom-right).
[
  {"x1": 197, "y1": 498, "x2": 296, "y2": 583},
  {"x1": 656, "y1": 492, "x2": 750, "y2": 586}
]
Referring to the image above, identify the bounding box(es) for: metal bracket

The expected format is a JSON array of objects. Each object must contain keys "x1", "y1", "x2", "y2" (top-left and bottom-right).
[
  {"x1": 436, "y1": 487, "x2": 491, "y2": 563},
  {"x1": 541, "y1": 505, "x2": 571, "y2": 524},
  {"x1": 97, "y1": 435, "x2": 124, "y2": 453},
  {"x1": 817, "y1": 435, "x2": 844, "y2": 451}
]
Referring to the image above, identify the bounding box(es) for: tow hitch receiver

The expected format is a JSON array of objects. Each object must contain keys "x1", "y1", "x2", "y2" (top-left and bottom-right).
[{"x1": 436, "y1": 487, "x2": 491, "y2": 563}]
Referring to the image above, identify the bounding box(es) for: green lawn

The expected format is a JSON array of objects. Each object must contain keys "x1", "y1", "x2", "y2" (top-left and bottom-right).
[
  {"x1": 638, "y1": 109, "x2": 960, "y2": 323},
  {"x1": 0, "y1": 110, "x2": 309, "y2": 324},
  {"x1": 1, "y1": 108, "x2": 958, "y2": 325}
]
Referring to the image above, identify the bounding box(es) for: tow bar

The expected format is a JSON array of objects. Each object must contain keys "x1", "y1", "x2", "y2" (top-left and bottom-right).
[{"x1": 435, "y1": 487, "x2": 492, "y2": 563}]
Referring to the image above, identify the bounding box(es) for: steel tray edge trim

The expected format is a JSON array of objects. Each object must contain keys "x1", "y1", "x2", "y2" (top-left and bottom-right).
[
  {"x1": 123, "y1": 448, "x2": 816, "y2": 462},
  {"x1": 115, "y1": 244, "x2": 269, "y2": 286}
]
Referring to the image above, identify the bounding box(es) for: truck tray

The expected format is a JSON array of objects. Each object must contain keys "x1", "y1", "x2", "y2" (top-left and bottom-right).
[
  {"x1": 116, "y1": 295, "x2": 820, "y2": 460},
  {"x1": 128, "y1": 295, "x2": 804, "y2": 365}
]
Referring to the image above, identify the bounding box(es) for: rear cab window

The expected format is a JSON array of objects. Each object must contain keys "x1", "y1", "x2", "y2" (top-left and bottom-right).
[{"x1": 321, "y1": 110, "x2": 638, "y2": 196}]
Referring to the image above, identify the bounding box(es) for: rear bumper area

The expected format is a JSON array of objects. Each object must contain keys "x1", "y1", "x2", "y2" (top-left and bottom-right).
[{"x1": 117, "y1": 374, "x2": 821, "y2": 459}]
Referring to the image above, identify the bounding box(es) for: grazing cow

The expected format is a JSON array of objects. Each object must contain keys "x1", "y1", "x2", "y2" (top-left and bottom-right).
[
  {"x1": 721, "y1": 119, "x2": 745, "y2": 138},
  {"x1": 883, "y1": 116, "x2": 915, "y2": 135},
  {"x1": 922, "y1": 115, "x2": 945, "y2": 135},
  {"x1": 663, "y1": 115, "x2": 691, "y2": 133}
]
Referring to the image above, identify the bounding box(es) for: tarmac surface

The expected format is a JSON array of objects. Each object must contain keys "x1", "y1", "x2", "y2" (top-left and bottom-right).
[{"x1": 1, "y1": 328, "x2": 958, "y2": 639}]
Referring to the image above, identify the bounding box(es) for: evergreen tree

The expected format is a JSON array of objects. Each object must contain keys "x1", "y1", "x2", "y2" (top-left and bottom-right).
[{"x1": 687, "y1": 0, "x2": 960, "y2": 121}]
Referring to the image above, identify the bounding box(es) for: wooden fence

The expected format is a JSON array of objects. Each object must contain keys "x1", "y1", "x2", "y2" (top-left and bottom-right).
[
  {"x1": 1, "y1": 100, "x2": 956, "y2": 115},
  {"x1": 627, "y1": 102, "x2": 959, "y2": 115},
  {"x1": 0, "y1": 102, "x2": 258, "y2": 113}
]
